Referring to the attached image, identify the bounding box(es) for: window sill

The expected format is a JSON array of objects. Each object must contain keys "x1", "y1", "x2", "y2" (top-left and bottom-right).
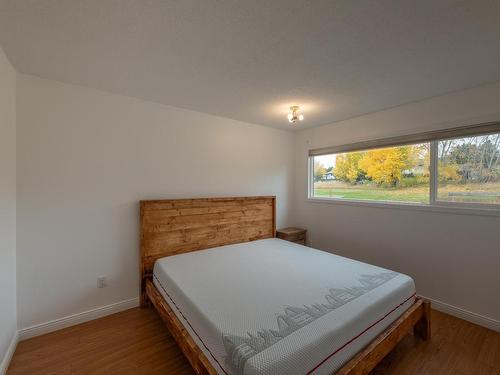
[{"x1": 306, "y1": 197, "x2": 500, "y2": 217}]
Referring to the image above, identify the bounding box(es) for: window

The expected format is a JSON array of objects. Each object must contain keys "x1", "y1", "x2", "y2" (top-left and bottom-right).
[
  {"x1": 309, "y1": 123, "x2": 500, "y2": 210},
  {"x1": 312, "y1": 143, "x2": 430, "y2": 204},
  {"x1": 437, "y1": 134, "x2": 500, "y2": 205}
]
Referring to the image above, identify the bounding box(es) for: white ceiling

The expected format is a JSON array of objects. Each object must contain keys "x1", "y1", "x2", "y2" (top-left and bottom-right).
[{"x1": 1, "y1": 1, "x2": 500, "y2": 130}]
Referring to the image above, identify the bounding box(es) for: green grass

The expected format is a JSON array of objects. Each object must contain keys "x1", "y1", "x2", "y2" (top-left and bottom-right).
[
  {"x1": 313, "y1": 186, "x2": 429, "y2": 203},
  {"x1": 313, "y1": 181, "x2": 500, "y2": 204}
]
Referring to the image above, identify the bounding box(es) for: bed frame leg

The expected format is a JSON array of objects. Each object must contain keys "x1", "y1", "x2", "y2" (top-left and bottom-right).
[
  {"x1": 413, "y1": 299, "x2": 431, "y2": 340},
  {"x1": 140, "y1": 281, "x2": 151, "y2": 308},
  {"x1": 140, "y1": 294, "x2": 151, "y2": 308}
]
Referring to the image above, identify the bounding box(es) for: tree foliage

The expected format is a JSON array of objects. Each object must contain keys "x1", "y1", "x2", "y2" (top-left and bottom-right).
[
  {"x1": 440, "y1": 134, "x2": 500, "y2": 183},
  {"x1": 319, "y1": 134, "x2": 499, "y2": 188},
  {"x1": 332, "y1": 146, "x2": 425, "y2": 187},
  {"x1": 438, "y1": 162, "x2": 460, "y2": 182},
  {"x1": 358, "y1": 146, "x2": 413, "y2": 186},
  {"x1": 334, "y1": 152, "x2": 364, "y2": 184},
  {"x1": 313, "y1": 161, "x2": 327, "y2": 182}
]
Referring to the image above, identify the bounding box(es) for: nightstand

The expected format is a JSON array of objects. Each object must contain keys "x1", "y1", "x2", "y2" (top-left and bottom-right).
[{"x1": 276, "y1": 227, "x2": 307, "y2": 245}]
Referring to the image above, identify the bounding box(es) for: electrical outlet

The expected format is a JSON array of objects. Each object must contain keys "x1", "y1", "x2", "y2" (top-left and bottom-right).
[{"x1": 97, "y1": 276, "x2": 107, "y2": 288}]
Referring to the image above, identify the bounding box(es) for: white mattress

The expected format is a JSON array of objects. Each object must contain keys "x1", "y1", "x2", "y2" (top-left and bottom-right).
[{"x1": 153, "y1": 238, "x2": 415, "y2": 375}]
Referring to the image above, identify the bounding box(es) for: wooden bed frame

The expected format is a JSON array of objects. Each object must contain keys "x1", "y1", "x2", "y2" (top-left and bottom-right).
[{"x1": 140, "y1": 196, "x2": 430, "y2": 375}]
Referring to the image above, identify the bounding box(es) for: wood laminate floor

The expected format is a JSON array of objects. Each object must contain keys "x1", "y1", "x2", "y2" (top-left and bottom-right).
[{"x1": 7, "y1": 308, "x2": 500, "y2": 375}]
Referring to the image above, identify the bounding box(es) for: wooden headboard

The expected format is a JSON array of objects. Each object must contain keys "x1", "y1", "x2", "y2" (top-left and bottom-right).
[{"x1": 140, "y1": 196, "x2": 276, "y2": 305}]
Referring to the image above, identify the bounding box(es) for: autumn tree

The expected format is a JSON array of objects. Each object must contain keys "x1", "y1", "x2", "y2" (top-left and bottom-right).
[
  {"x1": 334, "y1": 152, "x2": 364, "y2": 184},
  {"x1": 448, "y1": 143, "x2": 479, "y2": 165},
  {"x1": 358, "y1": 146, "x2": 413, "y2": 187},
  {"x1": 438, "y1": 162, "x2": 460, "y2": 182},
  {"x1": 313, "y1": 160, "x2": 327, "y2": 182},
  {"x1": 441, "y1": 134, "x2": 499, "y2": 183}
]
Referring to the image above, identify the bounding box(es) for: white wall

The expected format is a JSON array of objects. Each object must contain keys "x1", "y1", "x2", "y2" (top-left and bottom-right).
[
  {"x1": 16, "y1": 75, "x2": 295, "y2": 329},
  {"x1": 295, "y1": 81, "x2": 500, "y2": 325},
  {"x1": 0, "y1": 48, "x2": 17, "y2": 369}
]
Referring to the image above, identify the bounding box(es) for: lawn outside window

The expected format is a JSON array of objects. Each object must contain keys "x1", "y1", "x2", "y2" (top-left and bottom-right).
[{"x1": 308, "y1": 123, "x2": 500, "y2": 212}]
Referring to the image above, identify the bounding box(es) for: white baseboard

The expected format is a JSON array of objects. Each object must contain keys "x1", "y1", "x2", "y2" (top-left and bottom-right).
[
  {"x1": 18, "y1": 297, "x2": 140, "y2": 341},
  {"x1": 12, "y1": 294, "x2": 500, "y2": 346},
  {"x1": 420, "y1": 295, "x2": 500, "y2": 332},
  {"x1": 0, "y1": 331, "x2": 18, "y2": 375}
]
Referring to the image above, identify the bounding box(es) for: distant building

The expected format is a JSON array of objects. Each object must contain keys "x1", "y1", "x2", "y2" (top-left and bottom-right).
[{"x1": 322, "y1": 172, "x2": 335, "y2": 180}]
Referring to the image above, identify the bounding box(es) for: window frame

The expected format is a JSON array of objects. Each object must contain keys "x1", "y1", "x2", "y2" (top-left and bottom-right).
[{"x1": 307, "y1": 122, "x2": 500, "y2": 215}]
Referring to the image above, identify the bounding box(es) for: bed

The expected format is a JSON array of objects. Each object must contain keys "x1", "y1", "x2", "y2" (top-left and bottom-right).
[{"x1": 140, "y1": 196, "x2": 430, "y2": 375}]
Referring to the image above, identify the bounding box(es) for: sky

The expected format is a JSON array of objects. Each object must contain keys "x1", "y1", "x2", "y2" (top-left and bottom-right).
[{"x1": 314, "y1": 154, "x2": 336, "y2": 169}]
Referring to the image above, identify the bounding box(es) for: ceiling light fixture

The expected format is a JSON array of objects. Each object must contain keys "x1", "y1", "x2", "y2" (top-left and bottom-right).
[{"x1": 287, "y1": 106, "x2": 304, "y2": 123}]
